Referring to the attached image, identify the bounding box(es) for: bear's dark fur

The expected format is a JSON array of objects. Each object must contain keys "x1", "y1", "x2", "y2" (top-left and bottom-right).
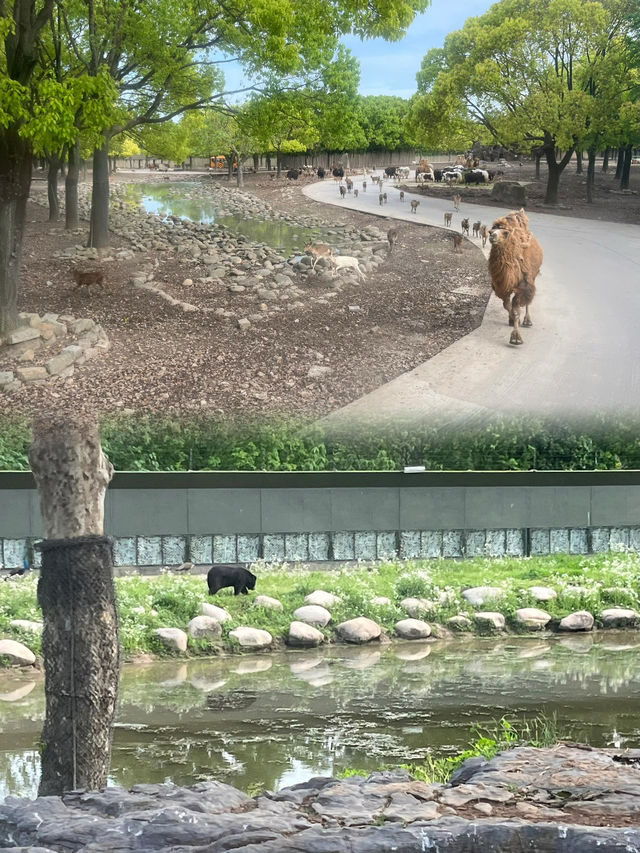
[{"x1": 207, "y1": 564, "x2": 257, "y2": 596}]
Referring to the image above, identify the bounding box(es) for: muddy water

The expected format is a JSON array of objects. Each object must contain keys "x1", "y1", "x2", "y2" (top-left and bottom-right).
[
  {"x1": 0, "y1": 633, "x2": 638, "y2": 800},
  {"x1": 123, "y1": 182, "x2": 323, "y2": 254}
]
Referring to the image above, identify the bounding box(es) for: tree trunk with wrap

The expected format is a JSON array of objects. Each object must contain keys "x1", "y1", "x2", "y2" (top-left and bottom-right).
[
  {"x1": 65, "y1": 141, "x2": 80, "y2": 230},
  {"x1": 29, "y1": 417, "x2": 120, "y2": 796}
]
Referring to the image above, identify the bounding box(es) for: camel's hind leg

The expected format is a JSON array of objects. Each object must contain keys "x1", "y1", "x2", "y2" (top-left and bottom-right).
[
  {"x1": 509, "y1": 303, "x2": 523, "y2": 345},
  {"x1": 502, "y1": 296, "x2": 515, "y2": 327},
  {"x1": 517, "y1": 278, "x2": 536, "y2": 328}
]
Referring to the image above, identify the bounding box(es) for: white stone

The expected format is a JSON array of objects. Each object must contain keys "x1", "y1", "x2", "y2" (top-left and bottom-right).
[
  {"x1": 447, "y1": 615, "x2": 473, "y2": 631},
  {"x1": 515, "y1": 608, "x2": 551, "y2": 629},
  {"x1": 182, "y1": 278, "x2": 193, "y2": 287},
  {"x1": 304, "y1": 590, "x2": 341, "y2": 608},
  {"x1": 600, "y1": 608, "x2": 638, "y2": 628},
  {"x1": 9, "y1": 620, "x2": 43, "y2": 634},
  {"x1": 529, "y1": 586, "x2": 558, "y2": 602},
  {"x1": 201, "y1": 602, "x2": 232, "y2": 622},
  {"x1": 559, "y1": 611, "x2": 594, "y2": 632},
  {"x1": 187, "y1": 615, "x2": 223, "y2": 640},
  {"x1": 462, "y1": 586, "x2": 505, "y2": 607},
  {"x1": 229, "y1": 626, "x2": 273, "y2": 649},
  {"x1": 253, "y1": 595, "x2": 284, "y2": 611},
  {"x1": 370, "y1": 596, "x2": 392, "y2": 607},
  {"x1": 474, "y1": 612, "x2": 506, "y2": 630},
  {"x1": 154, "y1": 628, "x2": 188, "y2": 652},
  {"x1": 395, "y1": 618, "x2": 432, "y2": 640},
  {"x1": 400, "y1": 597, "x2": 434, "y2": 618},
  {"x1": 287, "y1": 621, "x2": 325, "y2": 647},
  {"x1": 336, "y1": 617, "x2": 381, "y2": 644},
  {"x1": 0, "y1": 639, "x2": 36, "y2": 666},
  {"x1": 293, "y1": 605, "x2": 331, "y2": 627}
]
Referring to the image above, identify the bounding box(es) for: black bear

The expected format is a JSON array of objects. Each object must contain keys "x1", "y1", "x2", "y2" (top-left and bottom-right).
[{"x1": 207, "y1": 564, "x2": 257, "y2": 596}]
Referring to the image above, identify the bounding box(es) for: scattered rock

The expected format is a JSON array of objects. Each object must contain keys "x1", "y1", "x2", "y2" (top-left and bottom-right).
[
  {"x1": 0, "y1": 639, "x2": 36, "y2": 666},
  {"x1": 600, "y1": 608, "x2": 639, "y2": 628},
  {"x1": 559, "y1": 610, "x2": 594, "y2": 632},
  {"x1": 287, "y1": 621, "x2": 325, "y2": 647},
  {"x1": 462, "y1": 586, "x2": 505, "y2": 607},
  {"x1": 229, "y1": 626, "x2": 273, "y2": 649},
  {"x1": 400, "y1": 597, "x2": 434, "y2": 618},
  {"x1": 200, "y1": 602, "x2": 232, "y2": 622},
  {"x1": 9, "y1": 620, "x2": 43, "y2": 634},
  {"x1": 336, "y1": 617, "x2": 381, "y2": 644},
  {"x1": 292, "y1": 605, "x2": 331, "y2": 627},
  {"x1": 515, "y1": 608, "x2": 552, "y2": 630},
  {"x1": 304, "y1": 590, "x2": 341, "y2": 608},
  {"x1": 187, "y1": 615, "x2": 223, "y2": 640},
  {"x1": 395, "y1": 618, "x2": 432, "y2": 640},
  {"x1": 447, "y1": 615, "x2": 473, "y2": 631},
  {"x1": 474, "y1": 611, "x2": 506, "y2": 631},
  {"x1": 529, "y1": 586, "x2": 558, "y2": 602},
  {"x1": 254, "y1": 595, "x2": 284, "y2": 611},
  {"x1": 154, "y1": 628, "x2": 188, "y2": 652},
  {"x1": 370, "y1": 596, "x2": 392, "y2": 607}
]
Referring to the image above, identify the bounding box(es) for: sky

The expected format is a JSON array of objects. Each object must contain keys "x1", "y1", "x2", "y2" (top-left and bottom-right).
[{"x1": 219, "y1": 0, "x2": 494, "y2": 101}]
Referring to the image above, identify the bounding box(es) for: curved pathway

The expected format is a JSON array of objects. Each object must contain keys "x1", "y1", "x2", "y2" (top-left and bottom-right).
[{"x1": 303, "y1": 178, "x2": 640, "y2": 428}]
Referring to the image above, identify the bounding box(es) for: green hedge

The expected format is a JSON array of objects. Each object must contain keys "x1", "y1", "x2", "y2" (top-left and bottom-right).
[{"x1": 2, "y1": 414, "x2": 640, "y2": 471}]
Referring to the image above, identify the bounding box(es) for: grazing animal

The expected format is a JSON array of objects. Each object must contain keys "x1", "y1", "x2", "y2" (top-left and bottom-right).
[
  {"x1": 384, "y1": 165, "x2": 397, "y2": 178},
  {"x1": 379, "y1": 192, "x2": 384, "y2": 206},
  {"x1": 362, "y1": 180, "x2": 367, "y2": 192},
  {"x1": 452, "y1": 233, "x2": 463, "y2": 253},
  {"x1": 444, "y1": 212, "x2": 452, "y2": 227},
  {"x1": 480, "y1": 224, "x2": 489, "y2": 247},
  {"x1": 354, "y1": 188, "x2": 359, "y2": 198},
  {"x1": 305, "y1": 242, "x2": 333, "y2": 269},
  {"x1": 207, "y1": 564, "x2": 257, "y2": 596},
  {"x1": 331, "y1": 255, "x2": 365, "y2": 281},
  {"x1": 286, "y1": 169, "x2": 299, "y2": 180},
  {"x1": 387, "y1": 227, "x2": 399, "y2": 252},
  {"x1": 383, "y1": 192, "x2": 388, "y2": 204},
  {"x1": 433, "y1": 169, "x2": 443, "y2": 182},
  {"x1": 461, "y1": 218, "x2": 470, "y2": 236},
  {"x1": 346, "y1": 178, "x2": 353, "y2": 192},
  {"x1": 317, "y1": 167, "x2": 326, "y2": 179},
  {"x1": 410, "y1": 200, "x2": 420, "y2": 213},
  {"x1": 339, "y1": 184, "x2": 346, "y2": 199},
  {"x1": 72, "y1": 266, "x2": 105, "y2": 290},
  {"x1": 332, "y1": 167, "x2": 344, "y2": 179},
  {"x1": 472, "y1": 221, "x2": 481, "y2": 238},
  {"x1": 488, "y1": 208, "x2": 543, "y2": 346},
  {"x1": 399, "y1": 190, "x2": 405, "y2": 202},
  {"x1": 453, "y1": 193, "x2": 461, "y2": 211}
]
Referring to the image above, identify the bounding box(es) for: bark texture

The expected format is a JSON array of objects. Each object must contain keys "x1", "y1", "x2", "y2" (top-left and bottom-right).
[
  {"x1": 29, "y1": 417, "x2": 119, "y2": 796},
  {"x1": 65, "y1": 142, "x2": 80, "y2": 230},
  {"x1": 89, "y1": 142, "x2": 111, "y2": 248},
  {"x1": 0, "y1": 131, "x2": 31, "y2": 336}
]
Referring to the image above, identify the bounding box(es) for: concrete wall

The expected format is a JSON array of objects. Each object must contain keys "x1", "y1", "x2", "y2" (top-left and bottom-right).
[{"x1": 1, "y1": 471, "x2": 639, "y2": 568}]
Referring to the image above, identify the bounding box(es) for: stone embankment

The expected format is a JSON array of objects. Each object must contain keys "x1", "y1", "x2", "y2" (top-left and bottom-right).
[{"x1": 0, "y1": 746, "x2": 638, "y2": 851}]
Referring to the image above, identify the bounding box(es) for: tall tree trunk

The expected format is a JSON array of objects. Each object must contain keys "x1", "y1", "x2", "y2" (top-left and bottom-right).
[
  {"x1": 0, "y1": 131, "x2": 32, "y2": 337},
  {"x1": 236, "y1": 157, "x2": 244, "y2": 188},
  {"x1": 586, "y1": 148, "x2": 596, "y2": 204},
  {"x1": 47, "y1": 154, "x2": 62, "y2": 221},
  {"x1": 253, "y1": 154, "x2": 259, "y2": 172},
  {"x1": 276, "y1": 147, "x2": 282, "y2": 178},
  {"x1": 89, "y1": 142, "x2": 110, "y2": 249},
  {"x1": 601, "y1": 148, "x2": 610, "y2": 172},
  {"x1": 29, "y1": 416, "x2": 119, "y2": 797},
  {"x1": 615, "y1": 148, "x2": 624, "y2": 180},
  {"x1": 620, "y1": 145, "x2": 632, "y2": 190},
  {"x1": 543, "y1": 142, "x2": 574, "y2": 205},
  {"x1": 575, "y1": 150, "x2": 583, "y2": 174},
  {"x1": 65, "y1": 141, "x2": 80, "y2": 230},
  {"x1": 535, "y1": 152, "x2": 541, "y2": 180}
]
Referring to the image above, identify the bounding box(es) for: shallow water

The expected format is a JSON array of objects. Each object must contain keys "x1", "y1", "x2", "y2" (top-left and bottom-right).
[
  {"x1": 123, "y1": 182, "x2": 323, "y2": 254},
  {"x1": 0, "y1": 633, "x2": 638, "y2": 800}
]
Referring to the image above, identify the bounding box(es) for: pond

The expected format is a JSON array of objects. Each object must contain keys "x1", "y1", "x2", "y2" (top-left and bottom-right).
[
  {"x1": 123, "y1": 182, "x2": 323, "y2": 255},
  {"x1": 0, "y1": 633, "x2": 638, "y2": 800}
]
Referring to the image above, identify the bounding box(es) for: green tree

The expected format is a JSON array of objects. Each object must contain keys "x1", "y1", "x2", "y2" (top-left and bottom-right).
[{"x1": 357, "y1": 95, "x2": 411, "y2": 153}]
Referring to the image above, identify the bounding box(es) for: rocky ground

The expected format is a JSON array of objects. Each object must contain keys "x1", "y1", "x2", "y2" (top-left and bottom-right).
[
  {"x1": 1, "y1": 745, "x2": 638, "y2": 851},
  {"x1": 0, "y1": 172, "x2": 490, "y2": 419}
]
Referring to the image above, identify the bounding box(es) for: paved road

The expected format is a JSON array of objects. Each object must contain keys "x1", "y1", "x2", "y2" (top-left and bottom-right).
[{"x1": 303, "y1": 179, "x2": 640, "y2": 428}]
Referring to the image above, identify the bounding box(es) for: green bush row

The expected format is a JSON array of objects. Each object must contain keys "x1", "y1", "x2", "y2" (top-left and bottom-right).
[{"x1": 2, "y1": 414, "x2": 640, "y2": 471}]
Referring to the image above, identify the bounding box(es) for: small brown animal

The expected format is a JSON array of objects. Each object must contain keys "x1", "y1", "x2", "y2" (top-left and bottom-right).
[
  {"x1": 72, "y1": 266, "x2": 105, "y2": 290},
  {"x1": 305, "y1": 242, "x2": 333, "y2": 269},
  {"x1": 410, "y1": 200, "x2": 420, "y2": 213},
  {"x1": 444, "y1": 212, "x2": 452, "y2": 227},
  {"x1": 354, "y1": 188, "x2": 359, "y2": 198},
  {"x1": 472, "y1": 221, "x2": 481, "y2": 238},
  {"x1": 399, "y1": 191, "x2": 405, "y2": 202},
  {"x1": 479, "y1": 224, "x2": 489, "y2": 248},
  {"x1": 461, "y1": 218, "x2": 470, "y2": 236},
  {"x1": 383, "y1": 192, "x2": 388, "y2": 204},
  {"x1": 453, "y1": 193, "x2": 462, "y2": 211},
  {"x1": 339, "y1": 185, "x2": 346, "y2": 198},
  {"x1": 379, "y1": 193, "x2": 384, "y2": 206},
  {"x1": 387, "y1": 227, "x2": 399, "y2": 252},
  {"x1": 362, "y1": 180, "x2": 367, "y2": 191},
  {"x1": 452, "y1": 233, "x2": 463, "y2": 253}
]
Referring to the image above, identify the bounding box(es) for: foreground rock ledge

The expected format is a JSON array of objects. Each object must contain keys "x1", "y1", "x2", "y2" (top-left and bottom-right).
[{"x1": 1, "y1": 746, "x2": 638, "y2": 852}]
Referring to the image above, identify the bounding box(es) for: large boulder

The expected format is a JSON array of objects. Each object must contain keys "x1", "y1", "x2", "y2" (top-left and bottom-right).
[
  {"x1": 154, "y1": 628, "x2": 188, "y2": 652},
  {"x1": 304, "y1": 590, "x2": 341, "y2": 608},
  {"x1": 474, "y1": 612, "x2": 506, "y2": 631},
  {"x1": 370, "y1": 596, "x2": 392, "y2": 607},
  {"x1": 201, "y1": 602, "x2": 232, "y2": 622},
  {"x1": 528, "y1": 586, "x2": 557, "y2": 602},
  {"x1": 293, "y1": 605, "x2": 331, "y2": 627},
  {"x1": 336, "y1": 617, "x2": 381, "y2": 644},
  {"x1": 447, "y1": 615, "x2": 473, "y2": 631},
  {"x1": 0, "y1": 639, "x2": 36, "y2": 666},
  {"x1": 187, "y1": 616, "x2": 223, "y2": 640},
  {"x1": 395, "y1": 619, "x2": 432, "y2": 640},
  {"x1": 253, "y1": 595, "x2": 284, "y2": 611},
  {"x1": 491, "y1": 180, "x2": 527, "y2": 206},
  {"x1": 462, "y1": 586, "x2": 505, "y2": 607},
  {"x1": 515, "y1": 608, "x2": 552, "y2": 630},
  {"x1": 400, "y1": 597, "x2": 434, "y2": 618},
  {"x1": 600, "y1": 608, "x2": 639, "y2": 628},
  {"x1": 559, "y1": 611, "x2": 594, "y2": 632},
  {"x1": 287, "y1": 621, "x2": 325, "y2": 648},
  {"x1": 229, "y1": 626, "x2": 273, "y2": 649}
]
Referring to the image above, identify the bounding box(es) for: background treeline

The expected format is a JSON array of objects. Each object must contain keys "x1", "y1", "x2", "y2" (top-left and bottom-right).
[{"x1": 1, "y1": 415, "x2": 640, "y2": 471}]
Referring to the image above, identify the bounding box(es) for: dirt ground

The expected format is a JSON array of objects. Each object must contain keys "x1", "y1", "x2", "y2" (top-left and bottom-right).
[{"x1": 1, "y1": 159, "x2": 636, "y2": 420}]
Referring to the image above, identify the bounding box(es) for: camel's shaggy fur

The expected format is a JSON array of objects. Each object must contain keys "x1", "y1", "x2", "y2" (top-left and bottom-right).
[{"x1": 488, "y1": 208, "x2": 543, "y2": 345}]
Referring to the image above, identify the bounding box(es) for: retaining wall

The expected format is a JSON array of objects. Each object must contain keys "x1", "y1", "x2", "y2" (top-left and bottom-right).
[{"x1": 1, "y1": 471, "x2": 639, "y2": 568}]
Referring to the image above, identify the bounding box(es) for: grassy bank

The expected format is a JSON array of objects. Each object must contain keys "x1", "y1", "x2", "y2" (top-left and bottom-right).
[{"x1": 0, "y1": 552, "x2": 637, "y2": 661}]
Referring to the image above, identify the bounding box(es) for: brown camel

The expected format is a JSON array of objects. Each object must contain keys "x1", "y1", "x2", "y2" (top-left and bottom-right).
[{"x1": 488, "y1": 208, "x2": 543, "y2": 345}]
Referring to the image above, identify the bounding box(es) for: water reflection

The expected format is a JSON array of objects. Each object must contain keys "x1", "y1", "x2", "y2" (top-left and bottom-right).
[
  {"x1": 0, "y1": 633, "x2": 638, "y2": 800},
  {"x1": 123, "y1": 182, "x2": 324, "y2": 254}
]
